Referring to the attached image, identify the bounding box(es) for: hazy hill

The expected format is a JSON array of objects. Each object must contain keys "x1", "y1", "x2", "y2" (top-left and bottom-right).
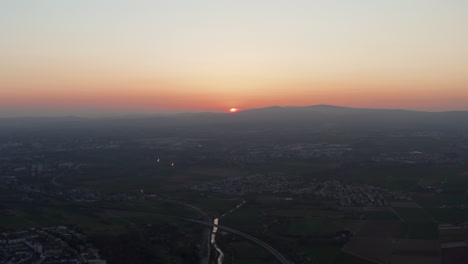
[{"x1": 1, "y1": 105, "x2": 468, "y2": 138}]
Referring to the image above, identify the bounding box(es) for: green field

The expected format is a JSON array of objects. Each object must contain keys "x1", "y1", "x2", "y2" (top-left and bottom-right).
[
  {"x1": 393, "y1": 207, "x2": 438, "y2": 239},
  {"x1": 346, "y1": 166, "x2": 465, "y2": 191},
  {"x1": 0, "y1": 199, "x2": 198, "y2": 234},
  {"x1": 361, "y1": 210, "x2": 400, "y2": 221},
  {"x1": 426, "y1": 208, "x2": 468, "y2": 224},
  {"x1": 303, "y1": 245, "x2": 342, "y2": 264}
]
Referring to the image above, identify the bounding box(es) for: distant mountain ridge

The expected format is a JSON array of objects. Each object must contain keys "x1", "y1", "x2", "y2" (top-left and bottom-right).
[
  {"x1": 239, "y1": 105, "x2": 440, "y2": 114},
  {"x1": 1, "y1": 105, "x2": 467, "y2": 120},
  {"x1": 1, "y1": 105, "x2": 468, "y2": 137}
]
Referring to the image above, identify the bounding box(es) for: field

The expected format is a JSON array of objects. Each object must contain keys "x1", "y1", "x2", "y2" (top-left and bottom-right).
[
  {"x1": 345, "y1": 166, "x2": 466, "y2": 191},
  {"x1": 342, "y1": 238, "x2": 394, "y2": 264},
  {"x1": 392, "y1": 206, "x2": 438, "y2": 239},
  {"x1": 357, "y1": 221, "x2": 401, "y2": 238},
  {"x1": 302, "y1": 245, "x2": 341, "y2": 264},
  {"x1": 220, "y1": 196, "x2": 346, "y2": 263},
  {"x1": 338, "y1": 201, "x2": 443, "y2": 263},
  {"x1": 0, "y1": 199, "x2": 199, "y2": 234},
  {"x1": 229, "y1": 241, "x2": 278, "y2": 264}
]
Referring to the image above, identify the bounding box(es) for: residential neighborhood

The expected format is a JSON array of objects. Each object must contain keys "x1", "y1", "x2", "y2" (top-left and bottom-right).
[{"x1": 0, "y1": 226, "x2": 106, "y2": 264}]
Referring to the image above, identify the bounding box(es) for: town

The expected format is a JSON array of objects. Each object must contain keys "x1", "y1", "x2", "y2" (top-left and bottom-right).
[
  {"x1": 0, "y1": 226, "x2": 106, "y2": 264},
  {"x1": 193, "y1": 175, "x2": 412, "y2": 207}
]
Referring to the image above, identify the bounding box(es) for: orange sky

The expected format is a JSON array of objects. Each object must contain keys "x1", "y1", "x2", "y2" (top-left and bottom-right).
[{"x1": 1, "y1": 1, "x2": 468, "y2": 116}]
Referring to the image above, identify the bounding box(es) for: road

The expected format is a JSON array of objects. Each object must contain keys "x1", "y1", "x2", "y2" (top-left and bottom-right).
[
  {"x1": 51, "y1": 175, "x2": 64, "y2": 188},
  {"x1": 157, "y1": 198, "x2": 293, "y2": 263},
  {"x1": 160, "y1": 198, "x2": 212, "y2": 264},
  {"x1": 189, "y1": 219, "x2": 294, "y2": 264},
  {"x1": 91, "y1": 206, "x2": 294, "y2": 264},
  {"x1": 3, "y1": 200, "x2": 294, "y2": 264}
]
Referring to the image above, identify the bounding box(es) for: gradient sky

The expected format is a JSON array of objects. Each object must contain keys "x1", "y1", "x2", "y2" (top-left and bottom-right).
[{"x1": 1, "y1": 0, "x2": 468, "y2": 116}]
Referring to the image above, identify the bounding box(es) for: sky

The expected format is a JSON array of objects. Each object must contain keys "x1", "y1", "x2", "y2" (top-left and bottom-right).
[{"x1": 1, "y1": 0, "x2": 468, "y2": 116}]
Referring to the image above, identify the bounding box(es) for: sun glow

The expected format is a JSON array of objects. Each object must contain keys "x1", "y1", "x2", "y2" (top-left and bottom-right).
[{"x1": 229, "y1": 108, "x2": 238, "y2": 113}]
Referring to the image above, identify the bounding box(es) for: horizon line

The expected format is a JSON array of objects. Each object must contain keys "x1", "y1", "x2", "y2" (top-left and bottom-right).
[{"x1": 1, "y1": 104, "x2": 468, "y2": 119}]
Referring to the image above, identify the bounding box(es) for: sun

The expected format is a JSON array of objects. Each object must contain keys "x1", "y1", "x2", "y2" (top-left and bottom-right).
[{"x1": 229, "y1": 108, "x2": 238, "y2": 113}]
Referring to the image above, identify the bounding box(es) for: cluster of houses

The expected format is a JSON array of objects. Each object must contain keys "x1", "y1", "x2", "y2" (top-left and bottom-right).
[
  {"x1": 193, "y1": 174, "x2": 407, "y2": 207},
  {"x1": 0, "y1": 226, "x2": 106, "y2": 264},
  {"x1": 230, "y1": 143, "x2": 352, "y2": 165},
  {"x1": 56, "y1": 189, "x2": 138, "y2": 202},
  {"x1": 0, "y1": 137, "x2": 127, "y2": 179},
  {"x1": 372, "y1": 151, "x2": 465, "y2": 164},
  {"x1": 285, "y1": 180, "x2": 389, "y2": 207},
  {"x1": 192, "y1": 174, "x2": 293, "y2": 196},
  {"x1": 0, "y1": 175, "x2": 138, "y2": 202}
]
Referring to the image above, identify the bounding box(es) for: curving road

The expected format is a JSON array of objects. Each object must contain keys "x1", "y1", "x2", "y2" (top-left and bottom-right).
[
  {"x1": 160, "y1": 198, "x2": 212, "y2": 264},
  {"x1": 7, "y1": 200, "x2": 294, "y2": 264},
  {"x1": 189, "y1": 219, "x2": 294, "y2": 264},
  {"x1": 91, "y1": 206, "x2": 294, "y2": 264}
]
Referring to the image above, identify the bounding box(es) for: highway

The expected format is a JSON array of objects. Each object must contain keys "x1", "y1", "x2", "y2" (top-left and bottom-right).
[
  {"x1": 92, "y1": 206, "x2": 294, "y2": 264},
  {"x1": 4, "y1": 200, "x2": 294, "y2": 264},
  {"x1": 188, "y1": 218, "x2": 294, "y2": 264},
  {"x1": 160, "y1": 198, "x2": 213, "y2": 264}
]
